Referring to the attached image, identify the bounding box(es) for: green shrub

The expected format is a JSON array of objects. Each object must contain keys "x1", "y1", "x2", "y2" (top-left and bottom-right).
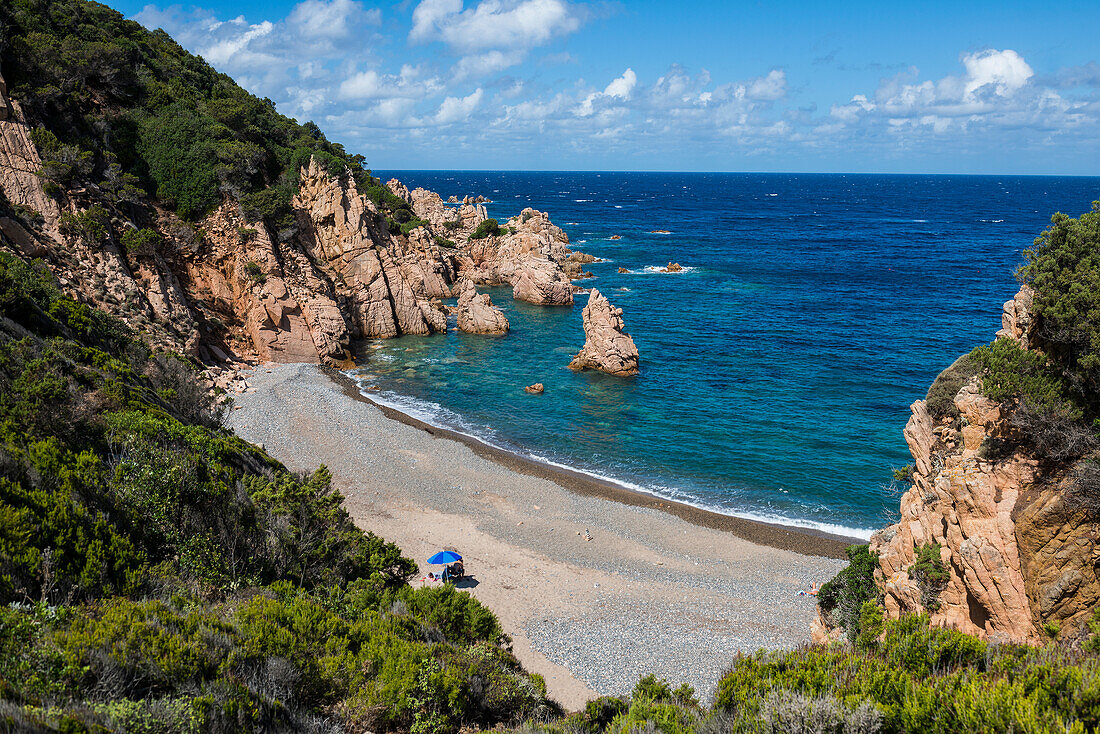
[
  {"x1": 469, "y1": 219, "x2": 501, "y2": 240},
  {"x1": 120, "y1": 227, "x2": 160, "y2": 257},
  {"x1": 244, "y1": 261, "x2": 265, "y2": 284},
  {"x1": 855, "y1": 600, "x2": 884, "y2": 651},
  {"x1": 59, "y1": 205, "x2": 110, "y2": 246},
  {"x1": 1019, "y1": 200, "x2": 1100, "y2": 402},
  {"x1": 970, "y1": 337, "x2": 1096, "y2": 461},
  {"x1": 909, "y1": 543, "x2": 950, "y2": 612},
  {"x1": 817, "y1": 544, "x2": 879, "y2": 640},
  {"x1": 925, "y1": 352, "x2": 980, "y2": 419}
]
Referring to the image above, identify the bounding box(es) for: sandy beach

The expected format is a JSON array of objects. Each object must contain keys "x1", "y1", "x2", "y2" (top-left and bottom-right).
[{"x1": 228, "y1": 363, "x2": 849, "y2": 710}]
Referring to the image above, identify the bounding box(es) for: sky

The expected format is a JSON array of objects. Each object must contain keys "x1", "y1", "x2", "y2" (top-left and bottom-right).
[{"x1": 111, "y1": 0, "x2": 1100, "y2": 174}]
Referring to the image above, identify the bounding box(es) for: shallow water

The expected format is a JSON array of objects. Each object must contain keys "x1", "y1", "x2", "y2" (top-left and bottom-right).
[{"x1": 356, "y1": 172, "x2": 1100, "y2": 537}]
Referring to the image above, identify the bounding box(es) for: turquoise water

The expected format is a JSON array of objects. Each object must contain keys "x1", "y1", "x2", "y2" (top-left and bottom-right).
[{"x1": 355, "y1": 173, "x2": 1100, "y2": 537}]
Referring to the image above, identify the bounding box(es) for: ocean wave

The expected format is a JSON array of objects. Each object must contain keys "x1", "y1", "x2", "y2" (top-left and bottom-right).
[
  {"x1": 979, "y1": 218, "x2": 1005, "y2": 223},
  {"x1": 346, "y1": 373, "x2": 873, "y2": 542},
  {"x1": 574, "y1": 199, "x2": 592, "y2": 202},
  {"x1": 642, "y1": 265, "x2": 697, "y2": 274}
]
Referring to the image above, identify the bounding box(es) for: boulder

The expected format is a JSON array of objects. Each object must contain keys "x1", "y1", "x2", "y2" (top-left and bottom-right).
[
  {"x1": 525, "y1": 383, "x2": 545, "y2": 394},
  {"x1": 568, "y1": 289, "x2": 639, "y2": 376},
  {"x1": 455, "y1": 280, "x2": 509, "y2": 334}
]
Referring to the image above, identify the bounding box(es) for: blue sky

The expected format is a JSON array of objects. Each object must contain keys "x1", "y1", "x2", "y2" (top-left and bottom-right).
[{"x1": 112, "y1": 0, "x2": 1100, "y2": 174}]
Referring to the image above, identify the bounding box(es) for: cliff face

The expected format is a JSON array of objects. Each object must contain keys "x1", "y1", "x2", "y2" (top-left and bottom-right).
[
  {"x1": 870, "y1": 287, "x2": 1100, "y2": 642},
  {"x1": 0, "y1": 77, "x2": 587, "y2": 365}
]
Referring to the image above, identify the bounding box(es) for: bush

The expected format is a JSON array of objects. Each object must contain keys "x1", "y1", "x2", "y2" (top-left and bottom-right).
[
  {"x1": 909, "y1": 543, "x2": 949, "y2": 611},
  {"x1": 817, "y1": 544, "x2": 879, "y2": 640},
  {"x1": 1019, "y1": 200, "x2": 1100, "y2": 402},
  {"x1": 469, "y1": 219, "x2": 501, "y2": 240},
  {"x1": 970, "y1": 337, "x2": 1096, "y2": 462},
  {"x1": 925, "y1": 352, "x2": 980, "y2": 419},
  {"x1": 121, "y1": 227, "x2": 160, "y2": 257},
  {"x1": 59, "y1": 205, "x2": 110, "y2": 246}
]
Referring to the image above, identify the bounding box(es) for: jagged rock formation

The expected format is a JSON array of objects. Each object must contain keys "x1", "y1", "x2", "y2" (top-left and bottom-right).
[
  {"x1": 459, "y1": 208, "x2": 577, "y2": 306},
  {"x1": 0, "y1": 61, "x2": 589, "y2": 365},
  {"x1": 455, "y1": 279, "x2": 509, "y2": 334},
  {"x1": 869, "y1": 286, "x2": 1100, "y2": 643},
  {"x1": 569, "y1": 289, "x2": 639, "y2": 376}
]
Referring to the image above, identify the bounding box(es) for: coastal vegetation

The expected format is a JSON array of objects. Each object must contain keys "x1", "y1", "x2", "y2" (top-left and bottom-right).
[
  {"x1": 3, "y1": 0, "x2": 1100, "y2": 730},
  {"x1": 0, "y1": 0, "x2": 419, "y2": 238},
  {"x1": 0, "y1": 253, "x2": 555, "y2": 731}
]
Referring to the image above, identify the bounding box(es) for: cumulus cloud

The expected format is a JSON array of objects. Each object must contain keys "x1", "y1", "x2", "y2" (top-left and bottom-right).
[
  {"x1": 603, "y1": 68, "x2": 637, "y2": 98},
  {"x1": 434, "y1": 88, "x2": 485, "y2": 124},
  {"x1": 124, "y1": 3, "x2": 1100, "y2": 171},
  {"x1": 410, "y1": 0, "x2": 582, "y2": 52}
]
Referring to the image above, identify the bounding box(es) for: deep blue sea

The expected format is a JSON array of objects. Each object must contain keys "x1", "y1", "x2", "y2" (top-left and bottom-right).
[{"x1": 359, "y1": 172, "x2": 1100, "y2": 538}]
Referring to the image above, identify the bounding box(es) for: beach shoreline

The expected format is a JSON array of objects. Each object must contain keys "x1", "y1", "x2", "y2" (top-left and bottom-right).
[
  {"x1": 325, "y1": 366, "x2": 858, "y2": 560},
  {"x1": 228, "y1": 362, "x2": 846, "y2": 710}
]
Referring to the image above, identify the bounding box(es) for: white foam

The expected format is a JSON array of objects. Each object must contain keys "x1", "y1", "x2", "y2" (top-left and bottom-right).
[
  {"x1": 346, "y1": 372, "x2": 873, "y2": 542},
  {"x1": 642, "y1": 265, "x2": 698, "y2": 274}
]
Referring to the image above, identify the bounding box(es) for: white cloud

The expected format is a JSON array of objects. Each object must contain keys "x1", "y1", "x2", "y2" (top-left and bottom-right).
[
  {"x1": 453, "y1": 50, "x2": 525, "y2": 79},
  {"x1": 962, "y1": 49, "x2": 1033, "y2": 97},
  {"x1": 744, "y1": 69, "x2": 786, "y2": 101},
  {"x1": 201, "y1": 18, "x2": 274, "y2": 65},
  {"x1": 410, "y1": 0, "x2": 582, "y2": 53},
  {"x1": 287, "y1": 0, "x2": 379, "y2": 40},
  {"x1": 435, "y1": 88, "x2": 484, "y2": 124},
  {"x1": 603, "y1": 68, "x2": 637, "y2": 98}
]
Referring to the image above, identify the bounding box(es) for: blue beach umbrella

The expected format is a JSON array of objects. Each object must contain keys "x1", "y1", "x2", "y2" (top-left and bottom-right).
[{"x1": 427, "y1": 551, "x2": 462, "y2": 565}]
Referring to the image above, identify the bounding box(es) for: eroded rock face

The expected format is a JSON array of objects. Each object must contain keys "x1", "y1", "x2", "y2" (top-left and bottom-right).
[
  {"x1": 568, "y1": 289, "x2": 639, "y2": 376},
  {"x1": 0, "y1": 74, "x2": 62, "y2": 237},
  {"x1": 0, "y1": 126, "x2": 591, "y2": 366},
  {"x1": 458, "y1": 208, "x2": 576, "y2": 306},
  {"x1": 455, "y1": 280, "x2": 509, "y2": 334},
  {"x1": 869, "y1": 286, "x2": 1100, "y2": 643}
]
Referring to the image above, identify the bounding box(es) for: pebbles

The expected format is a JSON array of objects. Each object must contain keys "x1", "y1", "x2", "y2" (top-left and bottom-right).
[{"x1": 228, "y1": 363, "x2": 843, "y2": 709}]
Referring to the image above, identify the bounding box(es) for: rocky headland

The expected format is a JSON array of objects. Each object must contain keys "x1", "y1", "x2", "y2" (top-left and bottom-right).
[
  {"x1": 816, "y1": 277, "x2": 1100, "y2": 646},
  {"x1": 0, "y1": 73, "x2": 589, "y2": 369}
]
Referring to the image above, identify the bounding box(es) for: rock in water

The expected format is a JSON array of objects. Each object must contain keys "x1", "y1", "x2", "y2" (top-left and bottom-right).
[
  {"x1": 525, "y1": 383, "x2": 545, "y2": 394},
  {"x1": 568, "y1": 289, "x2": 639, "y2": 376},
  {"x1": 455, "y1": 280, "x2": 509, "y2": 334}
]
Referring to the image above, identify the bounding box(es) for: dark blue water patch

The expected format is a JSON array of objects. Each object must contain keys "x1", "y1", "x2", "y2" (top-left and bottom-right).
[{"x1": 359, "y1": 172, "x2": 1100, "y2": 536}]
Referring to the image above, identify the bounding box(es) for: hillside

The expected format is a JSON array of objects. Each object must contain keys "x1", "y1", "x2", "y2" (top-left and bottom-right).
[
  {"x1": 0, "y1": 0, "x2": 588, "y2": 370},
  {"x1": 812, "y1": 202, "x2": 1100, "y2": 646},
  {"x1": 4, "y1": 0, "x2": 1100, "y2": 732}
]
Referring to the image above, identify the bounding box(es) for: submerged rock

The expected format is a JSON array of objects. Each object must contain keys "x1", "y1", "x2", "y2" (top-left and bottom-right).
[{"x1": 568, "y1": 289, "x2": 639, "y2": 376}]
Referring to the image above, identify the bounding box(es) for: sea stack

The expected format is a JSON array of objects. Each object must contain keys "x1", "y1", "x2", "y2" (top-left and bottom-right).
[
  {"x1": 569, "y1": 289, "x2": 639, "y2": 376},
  {"x1": 455, "y1": 280, "x2": 509, "y2": 334}
]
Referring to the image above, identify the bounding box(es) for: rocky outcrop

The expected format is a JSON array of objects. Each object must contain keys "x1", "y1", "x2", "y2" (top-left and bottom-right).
[
  {"x1": 568, "y1": 289, "x2": 639, "y2": 376},
  {"x1": 455, "y1": 280, "x2": 509, "y2": 335},
  {"x1": 460, "y1": 208, "x2": 576, "y2": 306},
  {"x1": 295, "y1": 160, "x2": 450, "y2": 340},
  {"x1": 870, "y1": 286, "x2": 1100, "y2": 643},
  {"x1": 996, "y1": 285, "x2": 1033, "y2": 349},
  {"x1": 0, "y1": 112, "x2": 591, "y2": 365},
  {"x1": 0, "y1": 73, "x2": 61, "y2": 237}
]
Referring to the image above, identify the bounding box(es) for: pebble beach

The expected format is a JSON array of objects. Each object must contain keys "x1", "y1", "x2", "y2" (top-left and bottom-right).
[{"x1": 228, "y1": 362, "x2": 847, "y2": 710}]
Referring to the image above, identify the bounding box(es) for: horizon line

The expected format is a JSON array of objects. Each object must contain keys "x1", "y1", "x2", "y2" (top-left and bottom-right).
[{"x1": 371, "y1": 168, "x2": 1100, "y2": 178}]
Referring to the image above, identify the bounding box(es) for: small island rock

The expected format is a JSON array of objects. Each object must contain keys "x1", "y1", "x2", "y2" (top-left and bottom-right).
[
  {"x1": 568, "y1": 289, "x2": 639, "y2": 376},
  {"x1": 455, "y1": 280, "x2": 509, "y2": 334},
  {"x1": 525, "y1": 383, "x2": 545, "y2": 394}
]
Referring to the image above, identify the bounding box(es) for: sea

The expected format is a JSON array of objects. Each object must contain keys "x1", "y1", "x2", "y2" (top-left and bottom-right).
[{"x1": 357, "y1": 172, "x2": 1100, "y2": 539}]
